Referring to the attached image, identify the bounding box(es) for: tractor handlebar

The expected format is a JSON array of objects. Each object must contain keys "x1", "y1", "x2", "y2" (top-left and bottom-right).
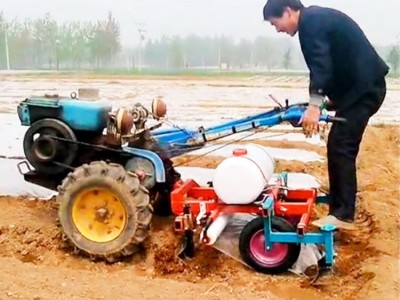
[
  {"x1": 324, "y1": 115, "x2": 347, "y2": 123},
  {"x1": 151, "y1": 103, "x2": 347, "y2": 158},
  {"x1": 281, "y1": 105, "x2": 346, "y2": 126}
]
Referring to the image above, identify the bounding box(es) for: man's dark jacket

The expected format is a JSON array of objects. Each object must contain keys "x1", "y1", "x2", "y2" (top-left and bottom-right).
[{"x1": 298, "y1": 6, "x2": 389, "y2": 111}]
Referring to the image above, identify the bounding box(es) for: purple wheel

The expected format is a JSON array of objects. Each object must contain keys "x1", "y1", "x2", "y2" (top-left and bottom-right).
[{"x1": 239, "y1": 217, "x2": 301, "y2": 274}]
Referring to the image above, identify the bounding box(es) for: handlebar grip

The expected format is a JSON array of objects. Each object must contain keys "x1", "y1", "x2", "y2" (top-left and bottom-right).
[
  {"x1": 327, "y1": 116, "x2": 347, "y2": 123},
  {"x1": 319, "y1": 114, "x2": 346, "y2": 123},
  {"x1": 281, "y1": 107, "x2": 347, "y2": 124}
]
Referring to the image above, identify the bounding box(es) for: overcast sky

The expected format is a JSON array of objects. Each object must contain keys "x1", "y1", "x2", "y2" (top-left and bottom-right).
[{"x1": 1, "y1": 0, "x2": 399, "y2": 47}]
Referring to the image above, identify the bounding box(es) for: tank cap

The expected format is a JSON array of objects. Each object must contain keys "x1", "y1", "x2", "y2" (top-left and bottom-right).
[{"x1": 233, "y1": 148, "x2": 247, "y2": 156}]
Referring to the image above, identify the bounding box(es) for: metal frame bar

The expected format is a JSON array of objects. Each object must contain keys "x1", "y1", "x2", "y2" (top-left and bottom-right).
[{"x1": 262, "y1": 196, "x2": 336, "y2": 266}]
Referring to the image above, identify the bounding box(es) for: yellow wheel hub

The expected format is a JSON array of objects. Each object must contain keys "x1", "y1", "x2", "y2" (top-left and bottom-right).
[{"x1": 72, "y1": 187, "x2": 127, "y2": 243}]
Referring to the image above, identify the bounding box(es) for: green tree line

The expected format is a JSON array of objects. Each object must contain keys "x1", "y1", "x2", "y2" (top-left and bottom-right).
[
  {"x1": 0, "y1": 11, "x2": 399, "y2": 74},
  {"x1": 142, "y1": 35, "x2": 298, "y2": 70},
  {"x1": 0, "y1": 11, "x2": 121, "y2": 69}
]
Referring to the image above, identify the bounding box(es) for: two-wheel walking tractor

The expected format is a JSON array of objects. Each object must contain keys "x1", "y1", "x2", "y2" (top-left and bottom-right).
[{"x1": 16, "y1": 92, "x2": 341, "y2": 274}]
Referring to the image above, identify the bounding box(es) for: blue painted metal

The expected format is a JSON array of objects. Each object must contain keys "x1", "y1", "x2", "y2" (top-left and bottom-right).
[
  {"x1": 151, "y1": 103, "x2": 337, "y2": 158},
  {"x1": 263, "y1": 197, "x2": 274, "y2": 250},
  {"x1": 17, "y1": 103, "x2": 31, "y2": 125},
  {"x1": 321, "y1": 224, "x2": 336, "y2": 265},
  {"x1": 19, "y1": 97, "x2": 59, "y2": 108},
  {"x1": 279, "y1": 172, "x2": 288, "y2": 186},
  {"x1": 17, "y1": 97, "x2": 59, "y2": 125},
  {"x1": 59, "y1": 100, "x2": 112, "y2": 131},
  {"x1": 18, "y1": 98, "x2": 339, "y2": 160},
  {"x1": 261, "y1": 191, "x2": 336, "y2": 266},
  {"x1": 17, "y1": 97, "x2": 112, "y2": 131},
  {"x1": 16, "y1": 98, "x2": 339, "y2": 191},
  {"x1": 263, "y1": 196, "x2": 275, "y2": 213},
  {"x1": 121, "y1": 146, "x2": 166, "y2": 183}
]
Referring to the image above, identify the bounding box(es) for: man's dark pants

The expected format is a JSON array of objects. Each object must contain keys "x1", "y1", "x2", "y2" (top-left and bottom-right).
[{"x1": 327, "y1": 78, "x2": 387, "y2": 221}]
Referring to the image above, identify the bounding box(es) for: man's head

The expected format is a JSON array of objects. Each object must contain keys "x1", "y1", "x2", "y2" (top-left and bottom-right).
[{"x1": 263, "y1": 0, "x2": 304, "y2": 36}]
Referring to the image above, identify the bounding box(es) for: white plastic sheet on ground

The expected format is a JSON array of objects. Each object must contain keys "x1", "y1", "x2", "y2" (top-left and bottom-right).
[{"x1": 0, "y1": 159, "x2": 56, "y2": 199}]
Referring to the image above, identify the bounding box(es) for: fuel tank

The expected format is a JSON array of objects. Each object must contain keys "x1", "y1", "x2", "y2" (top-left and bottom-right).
[{"x1": 212, "y1": 144, "x2": 275, "y2": 205}]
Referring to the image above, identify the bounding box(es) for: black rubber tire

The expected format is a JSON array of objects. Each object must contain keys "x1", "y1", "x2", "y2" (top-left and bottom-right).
[
  {"x1": 239, "y1": 216, "x2": 301, "y2": 275},
  {"x1": 56, "y1": 161, "x2": 152, "y2": 262}
]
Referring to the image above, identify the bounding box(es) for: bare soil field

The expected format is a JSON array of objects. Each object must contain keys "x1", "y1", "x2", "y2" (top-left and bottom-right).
[{"x1": 0, "y1": 74, "x2": 398, "y2": 300}]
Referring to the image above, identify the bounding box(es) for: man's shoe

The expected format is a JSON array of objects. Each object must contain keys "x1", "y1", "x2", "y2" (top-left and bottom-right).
[{"x1": 311, "y1": 215, "x2": 357, "y2": 231}]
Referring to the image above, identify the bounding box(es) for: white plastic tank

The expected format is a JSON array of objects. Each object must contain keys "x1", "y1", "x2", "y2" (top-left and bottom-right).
[{"x1": 213, "y1": 144, "x2": 275, "y2": 204}]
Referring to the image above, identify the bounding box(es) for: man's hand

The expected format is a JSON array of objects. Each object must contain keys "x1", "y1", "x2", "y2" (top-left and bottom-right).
[{"x1": 300, "y1": 104, "x2": 321, "y2": 137}]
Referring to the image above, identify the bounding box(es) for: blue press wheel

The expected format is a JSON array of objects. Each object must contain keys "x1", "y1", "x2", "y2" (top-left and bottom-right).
[{"x1": 239, "y1": 216, "x2": 301, "y2": 275}]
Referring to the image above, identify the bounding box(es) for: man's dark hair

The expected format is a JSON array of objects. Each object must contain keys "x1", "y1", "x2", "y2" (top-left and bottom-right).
[{"x1": 263, "y1": 0, "x2": 304, "y2": 19}]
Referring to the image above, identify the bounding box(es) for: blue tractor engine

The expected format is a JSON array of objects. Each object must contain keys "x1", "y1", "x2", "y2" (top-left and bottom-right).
[{"x1": 17, "y1": 93, "x2": 179, "y2": 215}]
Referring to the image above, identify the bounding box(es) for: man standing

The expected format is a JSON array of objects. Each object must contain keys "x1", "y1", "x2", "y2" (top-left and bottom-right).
[{"x1": 263, "y1": 0, "x2": 389, "y2": 229}]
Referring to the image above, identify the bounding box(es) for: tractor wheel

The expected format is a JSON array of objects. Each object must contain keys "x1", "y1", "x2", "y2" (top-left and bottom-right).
[
  {"x1": 57, "y1": 161, "x2": 152, "y2": 262},
  {"x1": 239, "y1": 216, "x2": 300, "y2": 275}
]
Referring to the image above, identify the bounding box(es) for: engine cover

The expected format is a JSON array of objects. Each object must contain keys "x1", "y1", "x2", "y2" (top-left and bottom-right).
[{"x1": 17, "y1": 96, "x2": 112, "y2": 132}]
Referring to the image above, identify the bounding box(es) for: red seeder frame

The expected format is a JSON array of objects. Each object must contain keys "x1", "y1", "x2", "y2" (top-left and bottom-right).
[{"x1": 171, "y1": 179, "x2": 318, "y2": 235}]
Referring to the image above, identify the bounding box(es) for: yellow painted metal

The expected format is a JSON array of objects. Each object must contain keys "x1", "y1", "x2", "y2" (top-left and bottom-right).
[{"x1": 72, "y1": 187, "x2": 127, "y2": 243}]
